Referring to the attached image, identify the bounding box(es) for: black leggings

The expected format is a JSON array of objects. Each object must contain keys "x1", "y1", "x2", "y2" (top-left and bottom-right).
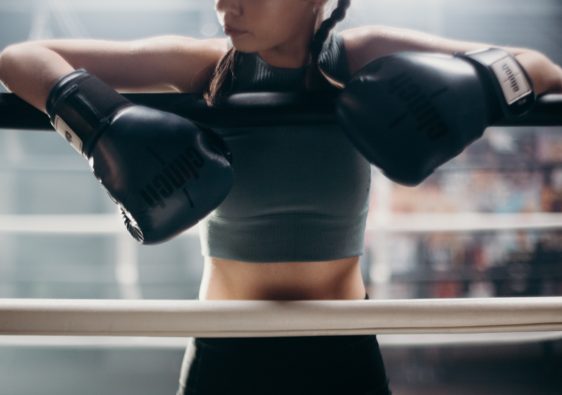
[{"x1": 176, "y1": 294, "x2": 392, "y2": 395}]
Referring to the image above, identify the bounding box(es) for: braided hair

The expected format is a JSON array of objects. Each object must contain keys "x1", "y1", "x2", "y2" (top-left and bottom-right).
[
  {"x1": 305, "y1": 0, "x2": 351, "y2": 91},
  {"x1": 203, "y1": 0, "x2": 352, "y2": 106}
]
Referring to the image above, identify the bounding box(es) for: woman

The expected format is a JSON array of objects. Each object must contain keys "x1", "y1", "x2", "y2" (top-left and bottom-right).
[{"x1": 1, "y1": 1, "x2": 561, "y2": 394}]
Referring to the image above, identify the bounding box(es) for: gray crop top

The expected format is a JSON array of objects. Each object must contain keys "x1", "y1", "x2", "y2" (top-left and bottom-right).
[{"x1": 199, "y1": 32, "x2": 371, "y2": 262}]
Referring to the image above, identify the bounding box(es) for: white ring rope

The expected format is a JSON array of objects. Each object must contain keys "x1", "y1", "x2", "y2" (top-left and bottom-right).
[
  {"x1": 0, "y1": 297, "x2": 560, "y2": 338},
  {"x1": 2, "y1": 213, "x2": 562, "y2": 235},
  {"x1": 1, "y1": 332, "x2": 562, "y2": 349}
]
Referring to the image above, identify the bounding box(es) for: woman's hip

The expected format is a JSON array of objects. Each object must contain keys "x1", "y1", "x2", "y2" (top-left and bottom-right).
[{"x1": 177, "y1": 333, "x2": 391, "y2": 395}]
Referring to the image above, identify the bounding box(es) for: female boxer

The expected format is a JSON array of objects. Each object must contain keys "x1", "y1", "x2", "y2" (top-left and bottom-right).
[{"x1": 1, "y1": 1, "x2": 561, "y2": 394}]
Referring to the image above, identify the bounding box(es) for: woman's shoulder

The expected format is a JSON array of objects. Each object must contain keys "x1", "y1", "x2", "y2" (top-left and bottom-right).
[
  {"x1": 203, "y1": 37, "x2": 231, "y2": 54},
  {"x1": 339, "y1": 26, "x2": 383, "y2": 75},
  {"x1": 339, "y1": 24, "x2": 440, "y2": 74},
  {"x1": 181, "y1": 37, "x2": 229, "y2": 92},
  {"x1": 340, "y1": 24, "x2": 501, "y2": 75}
]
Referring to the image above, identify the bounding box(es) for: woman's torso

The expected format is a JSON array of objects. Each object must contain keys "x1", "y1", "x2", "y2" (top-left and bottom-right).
[
  {"x1": 200, "y1": 256, "x2": 366, "y2": 300},
  {"x1": 196, "y1": 33, "x2": 368, "y2": 301}
]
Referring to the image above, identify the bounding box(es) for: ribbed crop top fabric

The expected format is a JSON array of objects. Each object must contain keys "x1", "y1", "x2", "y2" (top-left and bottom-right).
[{"x1": 199, "y1": 32, "x2": 372, "y2": 262}]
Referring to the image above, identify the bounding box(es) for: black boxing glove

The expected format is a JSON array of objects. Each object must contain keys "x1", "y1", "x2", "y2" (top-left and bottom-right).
[
  {"x1": 46, "y1": 69, "x2": 233, "y2": 244},
  {"x1": 336, "y1": 48, "x2": 535, "y2": 186}
]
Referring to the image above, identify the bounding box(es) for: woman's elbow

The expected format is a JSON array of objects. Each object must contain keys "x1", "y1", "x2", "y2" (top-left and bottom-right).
[
  {"x1": 0, "y1": 42, "x2": 75, "y2": 112},
  {"x1": 0, "y1": 44, "x2": 25, "y2": 90},
  {"x1": 0, "y1": 42, "x2": 38, "y2": 81}
]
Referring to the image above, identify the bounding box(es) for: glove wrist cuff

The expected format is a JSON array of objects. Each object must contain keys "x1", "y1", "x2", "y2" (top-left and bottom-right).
[
  {"x1": 46, "y1": 69, "x2": 130, "y2": 157},
  {"x1": 454, "y1": 48, "x2": 536, "y2": 122}
]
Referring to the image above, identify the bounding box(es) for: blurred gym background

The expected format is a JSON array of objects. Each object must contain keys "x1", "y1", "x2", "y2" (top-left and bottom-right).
[{"x1": 0, "y1": 0, "x2": 560, "y2": 394}]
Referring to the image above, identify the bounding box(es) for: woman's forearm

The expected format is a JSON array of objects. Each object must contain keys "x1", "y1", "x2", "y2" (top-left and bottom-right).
[
  {"x1": 0, "y1": 43, "x2": 74, "y2": 113},
  {"x1": 514, "y1": 50, "x2": 562, "y2": 96}
]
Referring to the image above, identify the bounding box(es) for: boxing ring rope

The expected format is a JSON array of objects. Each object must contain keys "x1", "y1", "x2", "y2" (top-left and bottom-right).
[
  {"x1": 0, "y1": 297, "x2": 560, "y2": 338},
  {"x1": 2, "y1": 212, "x2": 562, "y2": 235},
  {"x1": 2, "y1": 331, "x2": 562, "y2": 349},
  {"x1": 1, "y1": 92, "x2": 562, "y2": 130}
]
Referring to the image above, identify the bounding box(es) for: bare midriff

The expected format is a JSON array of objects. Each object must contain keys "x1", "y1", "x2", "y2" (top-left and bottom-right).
[{"x1": 199, "y1": 256, "x2": 367, "y2": 301}]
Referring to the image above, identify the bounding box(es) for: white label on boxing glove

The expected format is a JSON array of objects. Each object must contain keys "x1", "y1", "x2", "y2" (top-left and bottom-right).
[
  {"x1": 53, "y1": 116, "x2": 84, "y2": 155},
  {"x1": 491, "y1": 56, "x2": 533, "y2": 105}
]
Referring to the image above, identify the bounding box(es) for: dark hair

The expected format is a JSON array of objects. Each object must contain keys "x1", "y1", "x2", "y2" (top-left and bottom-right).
[{"x1": 203, "y1": 0, "x2": 352, "y2": 106}]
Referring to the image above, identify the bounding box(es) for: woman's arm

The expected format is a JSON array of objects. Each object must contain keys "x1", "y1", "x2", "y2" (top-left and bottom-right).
[
  {"x1": 0, "y1": 36, "x2": 225, "y2": 113},
  {"x1": 344, "y1": 25, "x2": 562, "y2": 95},
  {"x1": 0, "y1": 44, "x2": 75, "y2": 111}
]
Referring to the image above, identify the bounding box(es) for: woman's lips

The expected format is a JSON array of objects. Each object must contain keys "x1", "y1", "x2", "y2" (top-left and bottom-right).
[{"x1": 224, "y1": 26, "x2": 247, "y2": 36}]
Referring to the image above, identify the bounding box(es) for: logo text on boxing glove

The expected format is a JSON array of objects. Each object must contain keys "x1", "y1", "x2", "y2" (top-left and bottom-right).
[
  {"x1": 491, "y1": 56, "x2": 533, "y2": 105},
  {"x1": 140, "y1": 146, "x2": 205, "y2": 209},
  {"x1": 388, "y1": 73, "x2": 448, "y2": 140}
]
